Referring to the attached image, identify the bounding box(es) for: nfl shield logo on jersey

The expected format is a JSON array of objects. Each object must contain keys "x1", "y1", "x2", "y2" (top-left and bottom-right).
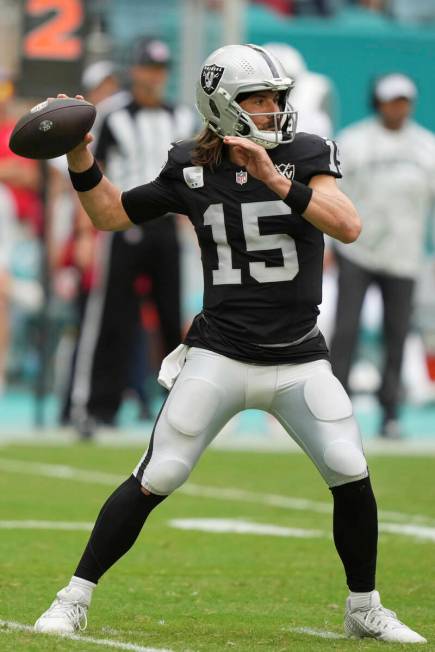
[{"x1": 236, "y1": 170, "x2": 248, "y2": 185}]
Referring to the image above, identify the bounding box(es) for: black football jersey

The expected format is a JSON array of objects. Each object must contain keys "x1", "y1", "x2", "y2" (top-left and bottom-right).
[{"x1": 122, "y1": 133, "x2": 342, "y2": 364}]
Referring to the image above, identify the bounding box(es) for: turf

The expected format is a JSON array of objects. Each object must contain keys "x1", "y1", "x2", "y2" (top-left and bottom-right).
[{"x1": 0, "y1": 443, "x2": 434, "y2": 651}]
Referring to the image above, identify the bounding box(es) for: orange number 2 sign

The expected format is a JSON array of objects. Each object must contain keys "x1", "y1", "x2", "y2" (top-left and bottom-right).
[{"x1": 24, "y1": 0, "x2": 84, "y2": 60}]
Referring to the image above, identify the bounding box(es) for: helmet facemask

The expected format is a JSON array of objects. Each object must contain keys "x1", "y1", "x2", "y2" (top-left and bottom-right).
[
  {"x1": 234, "y1": 89, "x2": 298, "y2": 148},
  {"x1": 204, "y1": 85, "x2": 297, "y2": 149}
]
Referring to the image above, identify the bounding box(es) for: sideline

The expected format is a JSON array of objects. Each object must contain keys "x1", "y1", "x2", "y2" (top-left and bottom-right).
[{"x1": 0, "y1": 619, "x2": 174, "y2": 652}]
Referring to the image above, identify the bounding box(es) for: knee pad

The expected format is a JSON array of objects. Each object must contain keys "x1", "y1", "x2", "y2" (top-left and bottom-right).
[
  {"x1": 167, "y1": 378, "x2": 221, "y2": 437},
  {"x1": 304, "y1": 372, "x2": 353, "y2": 421},
  {"x1": 323, "y1": 439, "x2": 367, "y2": 477},
  {"x1": 143, "y1": 458, "x2": 190, "y2": 495}
]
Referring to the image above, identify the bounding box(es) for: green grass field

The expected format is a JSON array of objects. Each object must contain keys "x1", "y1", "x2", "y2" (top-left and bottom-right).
[{"x1": 1, "y1": 443, "x2": 434, "y2": 651}]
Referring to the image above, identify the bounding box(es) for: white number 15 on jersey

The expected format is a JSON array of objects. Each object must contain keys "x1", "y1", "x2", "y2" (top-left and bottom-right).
[{"x1": 204, "y1": 200, "x2": 299, "y2": 285}]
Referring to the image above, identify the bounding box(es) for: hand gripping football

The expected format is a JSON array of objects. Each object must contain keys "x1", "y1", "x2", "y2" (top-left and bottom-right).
[{"x1": 9, "y1": 97, "x2": 96, "y2": 159}]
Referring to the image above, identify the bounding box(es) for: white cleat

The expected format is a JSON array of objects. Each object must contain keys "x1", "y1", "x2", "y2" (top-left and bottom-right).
[
  {"x1": 34, "y1": 585, "x2": 89, "y2": 634},
  {"x1": 344, "y1": 590, "x2": 426, "y2": 644}
]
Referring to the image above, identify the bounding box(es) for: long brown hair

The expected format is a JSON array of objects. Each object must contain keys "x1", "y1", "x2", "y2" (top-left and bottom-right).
[{"x1": 191, "y1": 127, "x2": 224, "y2": 169}]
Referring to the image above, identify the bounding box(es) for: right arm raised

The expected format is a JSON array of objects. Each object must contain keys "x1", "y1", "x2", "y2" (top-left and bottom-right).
[{"x1": 67, "y1": 136, "x2": 132, "y2": 232}]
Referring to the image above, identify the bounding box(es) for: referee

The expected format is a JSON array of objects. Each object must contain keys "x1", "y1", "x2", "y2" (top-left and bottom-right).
[{"x1": 69, "y1": 38, "x2": 195, "y2": 436}]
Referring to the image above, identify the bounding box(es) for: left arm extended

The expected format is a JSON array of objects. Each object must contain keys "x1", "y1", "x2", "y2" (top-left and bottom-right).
[{"x1": 223, "y1": 136, "x2": 361, "y2": 244}]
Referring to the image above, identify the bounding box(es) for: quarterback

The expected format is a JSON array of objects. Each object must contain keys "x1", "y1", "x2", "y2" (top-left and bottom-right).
[{"x1": 35, "y1": 44, "x2": 426, "y2": 644}]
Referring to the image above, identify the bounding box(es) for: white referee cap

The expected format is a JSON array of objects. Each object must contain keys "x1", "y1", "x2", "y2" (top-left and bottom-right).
[
  {"x1": 374, "y1": 73, "x2": 417, "y2": 102},
  {"x1": 82, "y1": 61, "x2": 117, "y2": 91}
]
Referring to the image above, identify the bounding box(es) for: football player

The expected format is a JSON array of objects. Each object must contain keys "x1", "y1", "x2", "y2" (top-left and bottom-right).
[{"x1": 35, "y1": 45, "x2": 426, "y2": 644}]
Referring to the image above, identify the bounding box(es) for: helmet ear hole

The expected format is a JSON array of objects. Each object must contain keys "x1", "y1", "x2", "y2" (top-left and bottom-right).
[{"x1": 237, "y1": 122, "x2": 250, "y2": 136}]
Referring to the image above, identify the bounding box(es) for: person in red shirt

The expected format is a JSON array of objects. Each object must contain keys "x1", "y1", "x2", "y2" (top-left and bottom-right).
[{"x1": 0, "y1": 71, "x2": 42, "y2": 234}]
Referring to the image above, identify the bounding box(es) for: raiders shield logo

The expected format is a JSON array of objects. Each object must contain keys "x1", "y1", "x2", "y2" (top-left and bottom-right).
[
  {"x1": 201, "y1": 64, "x2": 224, "y2": 96},
  {"x1": 274, "y1": 163, "x2": 295, "y2": 180}
]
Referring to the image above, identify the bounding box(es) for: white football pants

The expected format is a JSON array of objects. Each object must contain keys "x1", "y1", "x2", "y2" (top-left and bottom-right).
[{"x1": 133, "y1": 347, "x2": 368, "y2": 494}]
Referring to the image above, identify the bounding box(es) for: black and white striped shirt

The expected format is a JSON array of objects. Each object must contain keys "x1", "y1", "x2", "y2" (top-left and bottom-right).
[{"x1": 95, "y1": 99, "x2": 196, "y2": 190}]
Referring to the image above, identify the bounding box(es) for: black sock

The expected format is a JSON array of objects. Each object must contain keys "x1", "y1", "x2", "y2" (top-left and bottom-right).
[
  {"x1": 75, "y1": 475, "x2": 166, "y2": 584},
  {"x1": 330, "y1": 476, "x2": 378, "y2": 592}
]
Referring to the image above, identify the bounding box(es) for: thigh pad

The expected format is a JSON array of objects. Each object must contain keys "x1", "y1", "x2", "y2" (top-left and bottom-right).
[
  {"x1": 167, "y1": 377, "x2": 221, "y2": 437},
  {"x1": 304, "y1": 372, "x2": 353, "y2": 421}
]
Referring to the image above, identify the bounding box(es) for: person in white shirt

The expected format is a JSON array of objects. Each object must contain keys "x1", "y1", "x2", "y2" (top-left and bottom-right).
[
  {"x1": 263, "y1": 42, "x2": 337, "y2": 138},
  {"x1": 330, "y1": 73, "x2": 435, "y2": 438}
]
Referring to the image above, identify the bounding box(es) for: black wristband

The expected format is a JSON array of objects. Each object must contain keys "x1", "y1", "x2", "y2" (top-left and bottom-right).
[
  {"x1": 68, "y1": 159, "x2": 103, "y2": 192},
  {"x1": 284, "y1": 180, "x2": 313, "y2": 215}
]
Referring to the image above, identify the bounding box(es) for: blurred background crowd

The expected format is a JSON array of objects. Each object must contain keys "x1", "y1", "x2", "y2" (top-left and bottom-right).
[{"x1": 1, "y1": 0, "x2": 434, "y2": 442}]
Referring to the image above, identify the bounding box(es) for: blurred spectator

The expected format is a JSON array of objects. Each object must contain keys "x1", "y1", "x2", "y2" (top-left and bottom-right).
[
  {"x1": 0, "y1": 70, "x2": 42, "y2": 234},
  {"x1": 253, "y1": 0, "x2": 294, "y2": 15},
  {"x1": 0, "y1": 183, "x2": 15, "y2": 394},
  {"x1": 329, "y1": 73, "x2": 435, "y2": 438},
  {"x1": 293, "y1": 0, "x2": 337, "y2": 16},
  {"x1": 0, "y1": 69, "x2": 42, "y2": 392},
  {"x1": 254, "y1": 0, "x2": 337, "y2": 16},
  {"x1": 263, "y1": 42, "x2": 337, "y2": 137},
  {"x1": 359, "y1": 0, "x2": 386, "y2": 11},
  {"x1": 389, "y1": 0, "x2": 435, "y2": 23},
  {"x1": 67, "y1": 38, "x2": 195, "y2": 437}
]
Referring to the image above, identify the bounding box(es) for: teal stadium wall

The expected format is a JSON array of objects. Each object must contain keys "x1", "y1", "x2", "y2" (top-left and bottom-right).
[
  {"x1": 246, "y1": 5, "x2": 435, "y2": 132},
  {"x1": 104, "y1": 2, "x2": 435, "y2": 133}
]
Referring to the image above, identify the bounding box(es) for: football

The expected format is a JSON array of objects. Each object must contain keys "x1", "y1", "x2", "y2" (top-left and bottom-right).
[{"x1": 9, "y1": 97, "x2": 96, "y2": 160}]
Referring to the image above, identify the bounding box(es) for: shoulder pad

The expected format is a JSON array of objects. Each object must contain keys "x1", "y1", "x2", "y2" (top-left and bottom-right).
[
  {"x1": 168, "y1": 139, "x2": 196, "y2": 165},
  {"x1": 293, "y1": 131, "x2": 325, "y2": 151},
  {"x1": 272, "y1": 132, "x2": 326, "y2": 163}
]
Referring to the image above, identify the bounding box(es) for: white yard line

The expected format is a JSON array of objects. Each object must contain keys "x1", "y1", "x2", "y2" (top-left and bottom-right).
[
  {"x1": 3, "y1": 517, "x2": 435, "y2": 543},
  {"x1": 0, "y1": 619, "x2": 174, "y2": 652},
  {"x1": 171, "y1": 518, "x2": 435, "y2": 543},
  {"x1": 180, "y1": 483, "x2": 435, "y2": 525},
  {"x1": 1, "y1": 457, "x2": 435, "y2": 533},
  {"x1": 169, "y1": 518, "x2": 326, "y2": 538},
  {"x1": 379, "y1": 522, "x2": 435, "y2": 542},
  {"x1": 286, "y1": 626, "x2": 346, "y2": 639},
  {"x1": 0, "y1": 458, "x2": 122, "y2": 485}
]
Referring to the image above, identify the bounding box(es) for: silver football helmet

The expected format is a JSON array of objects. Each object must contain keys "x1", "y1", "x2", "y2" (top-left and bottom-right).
[{"x1": 196, "y1": 44, "x2": 297, "y2": 149}]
